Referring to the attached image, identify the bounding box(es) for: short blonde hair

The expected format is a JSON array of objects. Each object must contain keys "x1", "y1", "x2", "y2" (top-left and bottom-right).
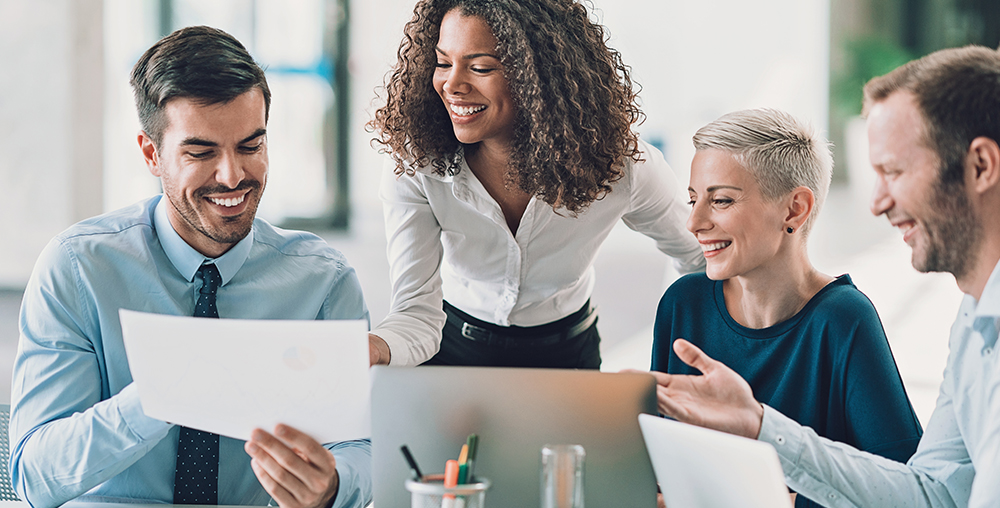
[{"x1": 692, "y1": 108, "x2": 833, "y2": 235}]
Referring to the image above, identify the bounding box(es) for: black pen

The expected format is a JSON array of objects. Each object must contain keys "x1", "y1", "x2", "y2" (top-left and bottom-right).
[{"x1": 400, "y1": 445, "x2": 423, "y2": 481}]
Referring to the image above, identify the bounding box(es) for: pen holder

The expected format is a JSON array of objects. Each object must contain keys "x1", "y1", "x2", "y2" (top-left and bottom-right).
[{"x1": 405, "y1": 474, "x2": 491, "y2": 508}]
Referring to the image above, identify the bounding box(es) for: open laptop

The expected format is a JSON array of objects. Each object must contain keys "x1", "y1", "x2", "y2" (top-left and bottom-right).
[
  {"x1": 638, "y1": 413, "x2": 793, "y2": 508},
  {"x1": 371, "y1": 366, "x2": 658, "y2": 508}
]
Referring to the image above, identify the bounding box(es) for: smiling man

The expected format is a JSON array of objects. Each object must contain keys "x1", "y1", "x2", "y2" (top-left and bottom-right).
[
  {"x1": 650, "y1": 45, "x2": 1000, "y2": 507},
  {"x1": 10, "y1": 26, "x2": 371, "y2": 508}
]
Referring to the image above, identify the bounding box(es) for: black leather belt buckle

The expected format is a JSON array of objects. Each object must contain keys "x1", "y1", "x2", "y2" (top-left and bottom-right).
[
  {"x1": 461, "y1": 322, "x2": 492, "y2": 342},
  {"x1": 449, "y1": 304, "x2": 598, "y2": 349}
]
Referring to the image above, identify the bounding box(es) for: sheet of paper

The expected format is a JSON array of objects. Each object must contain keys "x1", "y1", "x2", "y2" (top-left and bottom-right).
[{"x1": 119, "y1": 309, "x2": 370, "y2": 443}]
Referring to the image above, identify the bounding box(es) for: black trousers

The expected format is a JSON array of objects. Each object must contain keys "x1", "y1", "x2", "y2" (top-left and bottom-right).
[{"x1": 422, "y1": 301, "x2": 602, "y2": 369}]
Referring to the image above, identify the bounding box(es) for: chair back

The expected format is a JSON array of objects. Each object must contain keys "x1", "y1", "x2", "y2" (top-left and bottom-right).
[{"x1": 0, "y1": 404, "x2": 20, "y2": 500}]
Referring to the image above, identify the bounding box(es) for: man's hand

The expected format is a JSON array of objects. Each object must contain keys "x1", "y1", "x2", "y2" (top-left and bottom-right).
[
  {"x1": 648, "y1": 339, "x2": 764, "y2": 439},
  {"x1": 368, "y1": 333, "x2": 390, "y2": 366},
  {"x1": 245, "y1": 424, "x2": 340, "y2": 508}
]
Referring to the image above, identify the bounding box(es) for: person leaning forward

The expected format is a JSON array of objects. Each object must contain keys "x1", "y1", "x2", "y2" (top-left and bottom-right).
[
  {"x1": 367, "y1": 0, "x2": 705, "y2": 368},
  {"x1": 650, "y1": 45, "x2": 1000, "y2": 508},
  {"x1": 9, "y1": 26, "x2": 372, "y2": 508}
]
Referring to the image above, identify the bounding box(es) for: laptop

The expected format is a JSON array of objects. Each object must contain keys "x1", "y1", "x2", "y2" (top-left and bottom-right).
[
  {"x1": 371, "y1": 366, "x2": 659, "y2": 508},
  {"x1": 638, "y1": 413, "x2": 793, "y2": 508}
]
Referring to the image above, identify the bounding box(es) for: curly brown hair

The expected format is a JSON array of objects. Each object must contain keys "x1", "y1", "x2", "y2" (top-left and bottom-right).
[{"x1": 369, "y1": 0, "x2": 644, "y2": 213}]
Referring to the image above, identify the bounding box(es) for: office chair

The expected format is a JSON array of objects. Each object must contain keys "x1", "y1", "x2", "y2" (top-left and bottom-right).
[{"x1": 0, "y1": 404, "x2": 19, "y2": 500}]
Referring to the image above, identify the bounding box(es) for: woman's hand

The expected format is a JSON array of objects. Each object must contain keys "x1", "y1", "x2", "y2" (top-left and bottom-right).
[
  {"x1": 368, "y1": 333, "x2": 391, "y2": 366},
  {"x1": 647, "y1": 339, "x2": 764, "y2": 439}
]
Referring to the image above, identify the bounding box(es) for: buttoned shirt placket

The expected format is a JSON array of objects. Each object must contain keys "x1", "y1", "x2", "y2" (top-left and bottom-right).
[{"x1": 451, "y1": 168, "x2": 542, "y2": 327}]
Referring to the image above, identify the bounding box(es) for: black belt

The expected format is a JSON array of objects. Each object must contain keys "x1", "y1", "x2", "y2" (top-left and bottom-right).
[{"x1": 444, "y1": 302, "x2": 598, "y2": 349}]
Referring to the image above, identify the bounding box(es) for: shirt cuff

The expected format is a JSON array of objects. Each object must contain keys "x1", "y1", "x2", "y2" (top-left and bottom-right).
[
  {"x1": 758, "y1": 404, "x2": 804, "y2": 464},
  {"x1": 329, "y1": 439, "x2": 373, "y2": 508},
  {"x1": 757, "y1": 404, "x2": 850, "y2": 507},
  {"x1": 116, "y1": 382, "x2": 172, "y2": 440},
  {"x1": 371, "y1": 329, "x2": 426, "y2": 366}
]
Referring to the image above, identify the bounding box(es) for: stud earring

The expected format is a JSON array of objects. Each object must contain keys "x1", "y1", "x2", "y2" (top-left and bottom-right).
[{"x1": 786, "y1": 227, "x2": 794, "y2": 234}]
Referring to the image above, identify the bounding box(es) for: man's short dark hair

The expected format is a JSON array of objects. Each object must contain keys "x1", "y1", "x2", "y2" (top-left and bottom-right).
[
  {"x1": 129, "y1": 25, "x2": 271, "y2": 147},
  {"x1": 863, "y1": 46, "x2": 1000, "y2": 186}
]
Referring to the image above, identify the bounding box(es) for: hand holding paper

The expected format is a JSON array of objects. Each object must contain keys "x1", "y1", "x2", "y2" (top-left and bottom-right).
[{"x1": 246, "y1": 424, "x2": 340, "y2": 508}]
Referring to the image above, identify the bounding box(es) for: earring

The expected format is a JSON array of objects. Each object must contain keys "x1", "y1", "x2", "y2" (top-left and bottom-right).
[{"x1": 786, "y1": 226, "x2": 794, "y2": 234}]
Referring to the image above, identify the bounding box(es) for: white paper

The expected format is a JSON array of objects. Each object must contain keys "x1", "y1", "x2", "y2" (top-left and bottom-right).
[{"x1": 119, "y1": 309, "x2": 370, "y2": 443}]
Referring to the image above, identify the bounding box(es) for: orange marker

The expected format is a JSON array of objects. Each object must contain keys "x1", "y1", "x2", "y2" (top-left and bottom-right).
[{"x1": 442, "y1": 459, "x2": 460, "y2": 508}]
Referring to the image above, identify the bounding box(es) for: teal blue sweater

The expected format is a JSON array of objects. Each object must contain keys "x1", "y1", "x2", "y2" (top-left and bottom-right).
[{"x1": 653, "y1": 273, "x2": 922, "y2": 508}]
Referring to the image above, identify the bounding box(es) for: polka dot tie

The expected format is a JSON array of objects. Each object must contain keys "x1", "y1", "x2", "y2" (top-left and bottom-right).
[
  {"x1": 174, "y1": 263, "x2": 221, "y2": 504},
  {"x1": 192, "y1": 263, "x2": 221, "y2": 319}
]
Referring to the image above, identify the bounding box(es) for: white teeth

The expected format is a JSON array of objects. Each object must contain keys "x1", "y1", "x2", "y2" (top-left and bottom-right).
[
  {"x1": 210, "y1": 194, "x2": 245, "y2": 207},
  {"x1": 701, "y1": 241, "x2": 731, "y2": 252},
  {"x1": 450, "y1": 104, "x2": 486, "y2": 116}
]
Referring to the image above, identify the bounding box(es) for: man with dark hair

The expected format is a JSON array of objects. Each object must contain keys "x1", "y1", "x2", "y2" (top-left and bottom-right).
[
  {"x1": 10, "y1": 26, "x2": 371, "y2": 508},
  {"x1": 649, "y1": 45, "x2": 1000, "y2": 507}
]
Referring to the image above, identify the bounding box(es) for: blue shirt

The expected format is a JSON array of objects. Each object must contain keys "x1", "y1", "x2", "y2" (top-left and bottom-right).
[
  {"x1": 10, "y1": 195, "x2": 372, "y2": 508},
  {"x1": 653, "y1": 273, "x2": 922, "y2": 507},
  {"x1": 759, "y1": 260, "x2": 1000, "y2": 507}
]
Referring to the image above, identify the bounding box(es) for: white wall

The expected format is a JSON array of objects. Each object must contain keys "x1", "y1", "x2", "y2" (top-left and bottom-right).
[
  {"x1": 0, "y1": 0, "x2": 104, "y2": 288},
  {"x1": 600, "y1": 0, "x2": 830, "y2": 182},
  {"x1": 348, "y1": 0, "x2": 417, "y2": 217},
  {"x1": 102, "y1": 0, "x2": 161, "y2": 215}
]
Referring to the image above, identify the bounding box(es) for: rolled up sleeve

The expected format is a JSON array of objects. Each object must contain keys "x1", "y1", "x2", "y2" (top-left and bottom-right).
[{"x1": 759, "y1": 404, "x2": 968, "y2": 508}]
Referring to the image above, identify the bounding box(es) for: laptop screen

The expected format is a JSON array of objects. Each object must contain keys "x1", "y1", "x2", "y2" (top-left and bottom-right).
[
  {"x1": 371, "y1": 366, "x2": 659, "y2": 508},
  {"x1": 639, "y1": 414, "x2": 793, "y2": 508}
]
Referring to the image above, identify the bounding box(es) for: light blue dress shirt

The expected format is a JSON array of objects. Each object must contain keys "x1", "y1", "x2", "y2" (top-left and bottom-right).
[
  {"x1": 10, "y1": 195, "x2": 372, "y2": 508},
  {"x1": 758, "y1": 260, "x2": 1000, "y2": 507}
]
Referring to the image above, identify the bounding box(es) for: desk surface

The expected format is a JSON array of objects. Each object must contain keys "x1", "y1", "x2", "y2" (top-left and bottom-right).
[
  {"x1": 0, "y1": 500, "x2": 380, "y2": 508},
  {"x1": 0, "y1": 502, "x2": 269, "y2": 508}
]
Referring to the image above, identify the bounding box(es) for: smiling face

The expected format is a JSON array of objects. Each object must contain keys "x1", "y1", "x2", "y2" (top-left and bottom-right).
[
  {"x1": 867, "y1": 91, "x2": 981, "y2": 277},
  {"x1": 140, "y1": 88, "x2": 268, "y2": 258},
  {"x1": 432, "y1": 8, "x2": 517, "y2": 149},
  {"x1": 687, "y1": 149, "x2": 789, "y2": 281}
]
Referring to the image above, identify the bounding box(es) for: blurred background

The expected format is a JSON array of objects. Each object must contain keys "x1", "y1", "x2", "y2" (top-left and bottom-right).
[{"x1": 1, "y1": 0, "x2": 997, "y2": 424}]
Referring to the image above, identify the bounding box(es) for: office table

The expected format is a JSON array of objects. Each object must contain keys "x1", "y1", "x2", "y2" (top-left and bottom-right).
[
  {"x1": 0, "y1": 500, "x2": 377, "y2": 508},
  {"x1": 0, "y1": 502, "x2": 271, "y2": 508}
]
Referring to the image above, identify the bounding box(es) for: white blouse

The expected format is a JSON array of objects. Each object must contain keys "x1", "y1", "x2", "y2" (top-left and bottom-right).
[{"x1": 372, "y1": 139, "x2": 705, "y2": 365}]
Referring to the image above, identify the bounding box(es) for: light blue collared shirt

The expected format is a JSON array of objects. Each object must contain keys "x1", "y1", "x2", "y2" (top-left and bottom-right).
[
  {"x1": 11, "y1": 195, "x2": 372, "y2": 508},
  {"x1": 758, "y1": 260, "x2": 1000, "y2": 507}
]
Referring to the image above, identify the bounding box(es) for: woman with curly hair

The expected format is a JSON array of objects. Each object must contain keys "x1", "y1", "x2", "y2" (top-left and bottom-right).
[{"x1": 365, "y1": 0, "x2": 704, "y2": 368}]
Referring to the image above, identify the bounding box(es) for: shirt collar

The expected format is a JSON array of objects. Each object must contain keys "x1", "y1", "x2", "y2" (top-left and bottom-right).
[
  {"x1": 153, "y1": 194, "x2": 253, "y2": 285},
  {"x1": 967, "y1": 259, "x2": 1000, "y2": 350},
  {"x1": 975, "y1": 259, "x2": 1000, "y2": 317}
]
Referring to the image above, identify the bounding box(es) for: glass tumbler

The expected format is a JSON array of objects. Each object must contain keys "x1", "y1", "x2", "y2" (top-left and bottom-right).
[{"x1": 541, "y1": 444, "x2": 585, "y2": 508}]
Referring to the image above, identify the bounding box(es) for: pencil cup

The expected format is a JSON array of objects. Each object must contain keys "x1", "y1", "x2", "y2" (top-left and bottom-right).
[{"x1": 405, "y1": 474, "x2": 491, "y2": 508}]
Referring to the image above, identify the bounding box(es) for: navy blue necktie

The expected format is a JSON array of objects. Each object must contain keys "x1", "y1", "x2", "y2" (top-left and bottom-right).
[{"x1": 174, "y1": 263, "x2": 222, "y2": 504}]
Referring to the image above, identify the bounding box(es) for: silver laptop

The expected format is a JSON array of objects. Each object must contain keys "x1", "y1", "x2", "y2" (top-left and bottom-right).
[
  {"x1": 638, "y1": 414, "x2": 793, "y2": 508},
  {"x1": 371, "y1": 366, "x2": 658, "y2": 508}
]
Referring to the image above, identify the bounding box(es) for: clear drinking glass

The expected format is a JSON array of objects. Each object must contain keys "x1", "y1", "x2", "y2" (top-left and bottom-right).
[{"x1": 541, "y1": 444, "x2": 585, "y2": 508}]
